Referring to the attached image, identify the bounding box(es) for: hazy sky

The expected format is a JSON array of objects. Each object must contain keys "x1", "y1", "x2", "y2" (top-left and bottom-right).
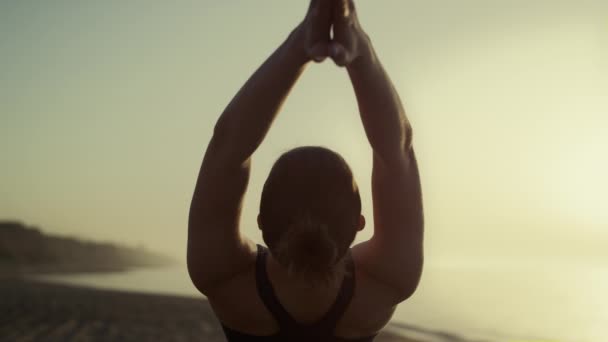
[{"x1": 1, "y1": 0, "x2": 606, "y2": 262}]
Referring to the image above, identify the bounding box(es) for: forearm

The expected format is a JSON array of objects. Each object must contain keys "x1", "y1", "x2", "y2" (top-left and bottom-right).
[
  {"x1": 347, "y1": 42, "x2": 412, "y2": 163},
  {"x1": 211, "y1": 30, "x2": 309, "y2": 164}
]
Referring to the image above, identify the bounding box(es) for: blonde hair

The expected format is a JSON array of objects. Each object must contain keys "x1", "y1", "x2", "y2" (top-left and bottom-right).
[{"x1": 273, "y1": 212, "x2": 350, "y2": 288}]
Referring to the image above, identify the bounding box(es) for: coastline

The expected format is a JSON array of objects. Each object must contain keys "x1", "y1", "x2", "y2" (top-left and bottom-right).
[{"x1": 0, "y1": 278, "x2": 421, "y2": 342}]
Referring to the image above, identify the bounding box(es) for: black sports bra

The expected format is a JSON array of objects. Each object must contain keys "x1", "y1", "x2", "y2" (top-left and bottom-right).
[{"x1": 219, "y1": 244, "x2": 378, "y2": 342}]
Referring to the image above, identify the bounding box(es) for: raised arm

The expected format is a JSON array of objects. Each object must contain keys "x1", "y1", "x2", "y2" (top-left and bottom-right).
[
  {"x1": 331, "y1": 0, "x2": 424, "y2": 302},
  {"x1": 187, "y1": 1, "x2": 333, "y2": 295}
]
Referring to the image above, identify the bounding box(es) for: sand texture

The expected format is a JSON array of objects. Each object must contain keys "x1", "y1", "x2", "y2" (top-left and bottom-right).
[{"x1": 0, "y1": 279, "x2": 418, "y2": 342}]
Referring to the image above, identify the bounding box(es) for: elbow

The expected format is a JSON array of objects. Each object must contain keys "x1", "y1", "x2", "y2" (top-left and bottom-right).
[
  {"x1": 186, "y1": 250, "x2": 202, "y2": 292},
  {"x1": 186, "y1": 245, "x2": 214, "y2": 296},
  {"x1": 395, "y1": 255, "x2": 424, "y2": 303},
  {"x1": 186, "y1": 238, "x2": 202, "y2": 287},
  {"x1": 396, "y1": 275, "x2": 422, "y2": 302},
  {"x1": 185, "y1": 224, "x2": 210, "y2": 295}
]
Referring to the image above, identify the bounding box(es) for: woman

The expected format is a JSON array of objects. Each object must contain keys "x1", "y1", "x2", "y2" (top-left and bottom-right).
[{"x1": 187, "y1": 0, "x2": 424, "y2": 341}]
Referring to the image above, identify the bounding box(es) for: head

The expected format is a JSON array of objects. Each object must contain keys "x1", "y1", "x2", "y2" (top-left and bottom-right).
[{"x1": 258, "y1": 146, "x2": 365, "y2": 288}]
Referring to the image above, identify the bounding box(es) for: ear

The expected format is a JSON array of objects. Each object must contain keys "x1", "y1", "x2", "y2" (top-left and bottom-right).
[{"x1": 357, "y1": 215, "x2": 366, "y2": 232}]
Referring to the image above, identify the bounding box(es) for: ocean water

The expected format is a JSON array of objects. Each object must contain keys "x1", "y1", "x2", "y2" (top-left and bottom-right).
[
  {"x1": 34, "y1": 260, "x2": 608, "y2": 342},
  {"x1": 392, "y1": 260, "x2": 608, "y2": 342}
]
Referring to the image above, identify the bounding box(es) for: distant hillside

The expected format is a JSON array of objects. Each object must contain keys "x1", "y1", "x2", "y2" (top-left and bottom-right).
[{"x1": 0, "y1": 221, "x2": 176, "y2": 275}]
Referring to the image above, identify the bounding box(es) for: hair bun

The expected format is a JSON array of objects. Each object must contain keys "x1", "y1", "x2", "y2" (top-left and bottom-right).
[{"x1": 275, "y1": 214, "x2": 340, "y2": 286}]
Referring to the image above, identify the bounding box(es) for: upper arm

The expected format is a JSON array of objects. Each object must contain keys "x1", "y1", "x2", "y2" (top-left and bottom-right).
[
  {"x1": 352, "y1": 147, "x2": 424, "y2": 302},
  {"x1": 187, "y1": 135, "x2": 256, "y2": 296}
]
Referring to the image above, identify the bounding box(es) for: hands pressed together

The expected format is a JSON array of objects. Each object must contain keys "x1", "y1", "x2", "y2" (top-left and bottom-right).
[{"x1": 294, "y1": 0, "x2": 371, "y2": 67}]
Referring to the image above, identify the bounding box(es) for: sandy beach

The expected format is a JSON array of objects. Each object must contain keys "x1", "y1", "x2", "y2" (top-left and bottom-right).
[{"x1": 0, "y1": 278, "x2": 418, "y2": 342}]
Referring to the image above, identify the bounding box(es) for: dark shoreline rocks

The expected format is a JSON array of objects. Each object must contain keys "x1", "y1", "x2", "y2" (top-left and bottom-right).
[{"x1": 0, "y1": 221, "x2": 176, "y2": 276}]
